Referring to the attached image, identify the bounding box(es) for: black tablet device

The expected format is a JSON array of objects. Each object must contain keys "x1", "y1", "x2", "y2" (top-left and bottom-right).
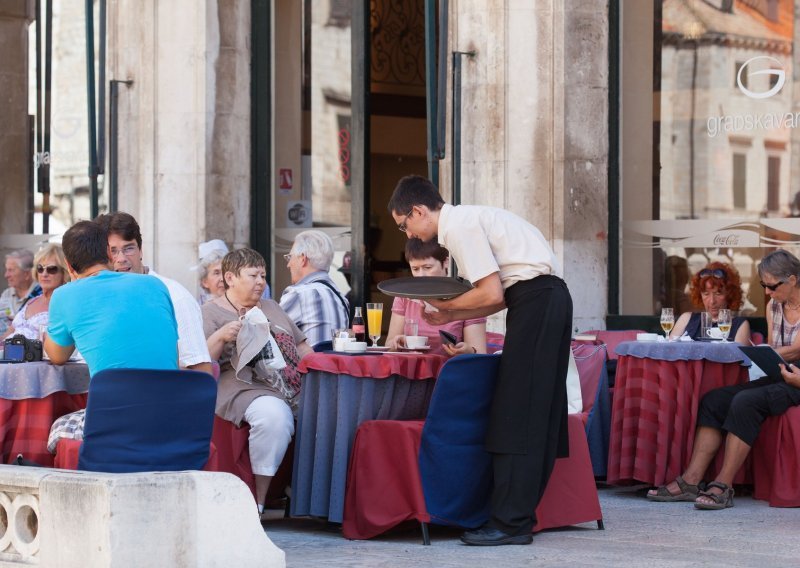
[{"x1": 739, "y1": 345, "x2": 788, "y2": 380}]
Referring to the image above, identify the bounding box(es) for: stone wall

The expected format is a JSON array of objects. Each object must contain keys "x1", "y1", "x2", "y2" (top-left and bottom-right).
[
  {"x1": 443, "y1": 0, "x2": 609, "y2": 332},
  {"x1": 0, "y1": 1, "x2": 33, "y2": 235},
  {"x1": 107, "y1": 0, "x2": 251, "y2": 293}
]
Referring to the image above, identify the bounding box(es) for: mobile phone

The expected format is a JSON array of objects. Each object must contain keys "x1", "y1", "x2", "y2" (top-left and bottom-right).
[{"x1": 439, "y1": 330, "x2": 458, "y2": 346}]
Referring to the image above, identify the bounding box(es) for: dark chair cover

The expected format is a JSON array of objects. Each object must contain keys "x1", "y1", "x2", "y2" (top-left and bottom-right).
[
  {"x1": 78, "y1": 368, "x2": 216, "y2": 473},
  {"x1": 418, "y1": 354, "x2": 500, "y2": 527}
]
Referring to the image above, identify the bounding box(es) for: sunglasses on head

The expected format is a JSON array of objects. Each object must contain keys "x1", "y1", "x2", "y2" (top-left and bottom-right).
[
  {"x1": 760, "y1": 280, "x2": 785, "y2": 292},
  {"x1": 699, "y1": 268, "x2": 727, "y2": 280},
  {"x1": 36, "y1": 264, "x2": 60, "y2": 275}
]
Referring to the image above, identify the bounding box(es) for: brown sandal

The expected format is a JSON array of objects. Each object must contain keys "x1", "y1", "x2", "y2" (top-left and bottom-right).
[
  {"x1": 694, "y1": 481, "x2": 734, "y2": 510},
  {"x1": 646, "y1": 475, "x2": 700, "y2": 502}
]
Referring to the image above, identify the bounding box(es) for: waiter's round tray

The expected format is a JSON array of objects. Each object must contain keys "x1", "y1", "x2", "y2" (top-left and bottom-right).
[{"x1": 377, "y1": 276, "x2": 472, "y2": 299}]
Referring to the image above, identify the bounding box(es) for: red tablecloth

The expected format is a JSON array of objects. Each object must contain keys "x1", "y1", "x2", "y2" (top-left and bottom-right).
[
  {"x1": 291, "y1": 352, "x2": 443, "y2": 523},
  {"x1": 607, "y1": 355, "x2": 749, "y2": 486},
  {"x1": 299, "y1": 352, "x2": 447, "y2": 380},
  {"x1": 3, "y1": 392, "x2": 88, "y2": 467},
  {"x1": 753, "y1": 405, "x2": 800, "y2": 507}
]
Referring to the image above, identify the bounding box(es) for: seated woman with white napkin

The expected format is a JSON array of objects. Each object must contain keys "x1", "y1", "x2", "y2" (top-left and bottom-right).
[{"x1": 202, "y1": 248, "x2": 312, "y2": 515}]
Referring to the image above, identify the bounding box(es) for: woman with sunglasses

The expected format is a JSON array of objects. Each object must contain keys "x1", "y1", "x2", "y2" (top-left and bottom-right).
[
  {"x1": 0, "y1": 244, "x2": 69, "y2": 341},
  {"x1": 668, "y1": 261, "x2": 751, "y2": 344},
  {"x1": 648, "y1": 249, "x2": 800, "y2": 510}
]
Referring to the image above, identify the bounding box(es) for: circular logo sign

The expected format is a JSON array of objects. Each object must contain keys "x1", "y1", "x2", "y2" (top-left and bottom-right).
[{"x1": 737, "y1": 56, "x2": 786, "y2": 100}]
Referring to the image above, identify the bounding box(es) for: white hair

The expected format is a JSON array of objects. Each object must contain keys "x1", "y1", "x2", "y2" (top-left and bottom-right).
[
  {"x1": 197, "y1": 250, "x2": 226, "y2": 283},
  {"x1": 6, "y1": 249, "x2": 34, "y2": 271},
  {"x1": 292, "y1": 230, "x2": 334, "y2": 271}
]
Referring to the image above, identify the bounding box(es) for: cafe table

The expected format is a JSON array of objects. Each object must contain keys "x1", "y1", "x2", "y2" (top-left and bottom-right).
[
  {"x1": 0, "y1": 360, "x2": 89, "y2": 466},
  {"x1": 291, "y1": 350, "x2": 446, "y2": 523},
  {"x1": 607, "y1": 340, "x2": 751, "y2": 487}
]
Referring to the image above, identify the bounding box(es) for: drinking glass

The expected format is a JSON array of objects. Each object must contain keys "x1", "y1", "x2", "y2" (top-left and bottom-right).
[
  {"x1": 366, "y1": 303, "x2": 383, "y2": 347},
  {"x1": 660, "y1": 307, "x2": 674, "y2": 340},
  {"x1": 717, "y1": 309, "x2": 732, "y2": 342},
  {"x1": 403, "y1": 319, "x2": 418, "y2": 339}
]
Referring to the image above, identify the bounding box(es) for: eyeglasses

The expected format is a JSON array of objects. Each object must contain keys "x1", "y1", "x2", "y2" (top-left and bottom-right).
[
  {"x1": 397, "y1": 208, "x2": 414, "y2": 233},
  {"x1": 36, "y1": 264, "x2": 60, "y2": 275},
  {"x1": 283, "y1": 253, "x2": 303, "y2": 262},
  {"x1": 761, "y1": 280, "x2": 785, "y2": 292},
  {"x1": 110, "y1": 244, "x2": 139, "y2": 258},
  {"x1": 699, "y1": 268, "x2": 727, "y2": 280}
]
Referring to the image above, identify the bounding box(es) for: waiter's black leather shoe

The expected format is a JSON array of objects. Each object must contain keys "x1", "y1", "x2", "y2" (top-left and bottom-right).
[{"x1": 460, "y1": 527, "x2": 533, "y2": 546}]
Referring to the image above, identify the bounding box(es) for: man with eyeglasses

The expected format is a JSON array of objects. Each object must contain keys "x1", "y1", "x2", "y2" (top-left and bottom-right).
[
  {"x1": 388, "y1": 175, "x2": 573, "y2": 546},
  {"x1": 0, "y1": 249, "x2": 41, "y2": 334},
  {"x1": 95, "y1": 212, "x2": 212, "y2": 375},
  {"x1": 279, "y1": 230, "x2": 349, "y2": 348}
]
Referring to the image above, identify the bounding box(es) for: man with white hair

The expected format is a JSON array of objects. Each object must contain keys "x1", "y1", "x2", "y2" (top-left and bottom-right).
[
  {"x1": 280, "y1": 230, "x2": 349, "y2": 348},
  {"x1": 0, "y1": 249, "x2": 41, "y2": 333}
]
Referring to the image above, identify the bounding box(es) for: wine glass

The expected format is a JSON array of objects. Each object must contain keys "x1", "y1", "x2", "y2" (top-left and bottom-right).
[
  {"x1": 660, "y1": 307, "x2": 674, "y2": 340},
  {"x1": 366, "y1": 302, "x2": 383, "y2": 347},
  {"x1": 717, "y1": 309, "x2": 732, "y2": 342}
]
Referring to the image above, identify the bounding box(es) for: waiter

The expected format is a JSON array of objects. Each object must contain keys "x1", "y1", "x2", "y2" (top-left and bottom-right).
[{"x1": 388, "y1": 175, "x2": 572, "y2": 546}]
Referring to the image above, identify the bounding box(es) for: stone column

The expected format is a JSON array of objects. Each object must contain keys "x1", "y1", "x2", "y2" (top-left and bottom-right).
[
  {"x1": 444, "y1": 0, "x2": 609, "y2": 331},
  {"x1": 107, "y1": 0, "x2": 251, "y2": 293},
  {"x1": 0, "y1": 1, "x2": 34, "y2": 234}
]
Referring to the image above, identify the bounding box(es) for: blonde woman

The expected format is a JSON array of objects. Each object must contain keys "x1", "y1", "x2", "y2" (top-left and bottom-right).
[{"x1": 1, "y1": 244, "x2": 70, "y2": 341}]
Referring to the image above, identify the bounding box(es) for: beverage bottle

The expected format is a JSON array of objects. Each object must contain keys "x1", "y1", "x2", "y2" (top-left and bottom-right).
[{"x1": 352, "y1": 306, "x2": 366, "y2": 342}]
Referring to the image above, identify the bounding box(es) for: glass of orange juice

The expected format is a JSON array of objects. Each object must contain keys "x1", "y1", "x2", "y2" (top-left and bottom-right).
[{"x1": 366, "y1": 303, "x2": 383, "y2": 347}]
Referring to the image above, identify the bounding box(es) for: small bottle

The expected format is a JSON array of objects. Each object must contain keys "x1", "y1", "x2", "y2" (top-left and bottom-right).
[{"x1": 352, "y1": 306, "x2": 366, "y2": 342}]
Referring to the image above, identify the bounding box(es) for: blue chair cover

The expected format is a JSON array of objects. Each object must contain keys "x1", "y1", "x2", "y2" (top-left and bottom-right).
[
  {"x1": 78, "y1": 368, "x2": 217, "y2": 473},
  {"x1": 418, "y1": 354, "x2": 501, "y2": 528},
  {"x1": 585, "y1": 363, "x2": 611, "y2": 477}
]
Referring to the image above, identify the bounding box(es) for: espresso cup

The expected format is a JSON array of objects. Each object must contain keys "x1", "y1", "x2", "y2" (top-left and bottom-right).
[
  {"x1": 405, "y1": 335, "x2": 429, "y2": 349},
  {"x1": 706, "y1": 327, "x2": 722, "y2": 339}
]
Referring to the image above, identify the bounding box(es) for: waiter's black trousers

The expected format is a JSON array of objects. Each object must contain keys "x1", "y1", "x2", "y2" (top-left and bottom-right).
[{"x1": 485, "y1": 275, "x2": 572, "y2": 535}]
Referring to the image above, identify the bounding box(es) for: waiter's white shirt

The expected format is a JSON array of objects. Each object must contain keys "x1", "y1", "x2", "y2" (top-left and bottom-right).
[{"x1": 437, "y1": 204, "x2": 560, "y2": 288}]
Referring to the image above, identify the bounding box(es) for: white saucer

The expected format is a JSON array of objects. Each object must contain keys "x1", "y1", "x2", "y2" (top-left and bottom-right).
[
  {"x1": 367, "y1": 346, "x2": 390, "y2": 352},
  {"x1": 400, "y1": 345, "x2": 431, "y2": 351}
]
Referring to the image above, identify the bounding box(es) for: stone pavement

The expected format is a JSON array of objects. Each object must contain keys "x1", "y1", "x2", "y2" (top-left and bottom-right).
[{"x1": 264, "y1": 485, "x2": 800, "y2": 567}]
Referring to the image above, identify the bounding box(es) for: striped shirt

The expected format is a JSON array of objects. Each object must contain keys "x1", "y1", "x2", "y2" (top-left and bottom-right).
[{"x1": 279, "y1": 272, "x2": 349, "y2": 348}]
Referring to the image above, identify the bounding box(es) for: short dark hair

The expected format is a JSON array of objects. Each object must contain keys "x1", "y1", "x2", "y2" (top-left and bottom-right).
[
  {"x1": 62, "y1": 221, "x2": 109, "y2": 274},
  {"x1": 94, "y1": 211, "x2": 142, "y2": 248},
  {"x1": 404, "y1": 238, "x2": 449, "y2": 264},
  {"x1": 221, "y1": 248, "x2": 266, "y2": 290},
  {"x1": 387, "y1": 175, "x2": 445, "y2": 216}
]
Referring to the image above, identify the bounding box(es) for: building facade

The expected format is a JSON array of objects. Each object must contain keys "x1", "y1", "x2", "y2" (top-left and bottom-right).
[{"x1": 6, "y1": 1, "x2": 795, "y2": 331}]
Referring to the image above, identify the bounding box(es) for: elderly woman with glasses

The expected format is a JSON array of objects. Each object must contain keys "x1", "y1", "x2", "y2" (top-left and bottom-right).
[
  {"x1": 1, "y1": 244, "x2": 70, "y2": 341},
  {"x1": 668, "y1": 261, "x2": 751, "y2": 344},
  {"x1": 648, "y1": 249, "x2": 800, "y2": 511}
]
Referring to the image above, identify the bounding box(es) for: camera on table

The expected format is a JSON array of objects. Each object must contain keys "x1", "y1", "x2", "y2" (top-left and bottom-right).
[{"x1": 3, "y1": 335, "x2": 43, "y2": 363}]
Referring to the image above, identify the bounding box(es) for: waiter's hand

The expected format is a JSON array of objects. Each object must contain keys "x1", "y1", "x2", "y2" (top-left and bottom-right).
[{"x1": 422, "y1": 309, "x2": 452, "y2": 326}]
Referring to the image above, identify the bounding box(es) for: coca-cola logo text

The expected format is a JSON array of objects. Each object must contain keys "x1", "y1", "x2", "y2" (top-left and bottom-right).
[{"x1": 713, "y1": 234, "x2": 740, "y2": 246}]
